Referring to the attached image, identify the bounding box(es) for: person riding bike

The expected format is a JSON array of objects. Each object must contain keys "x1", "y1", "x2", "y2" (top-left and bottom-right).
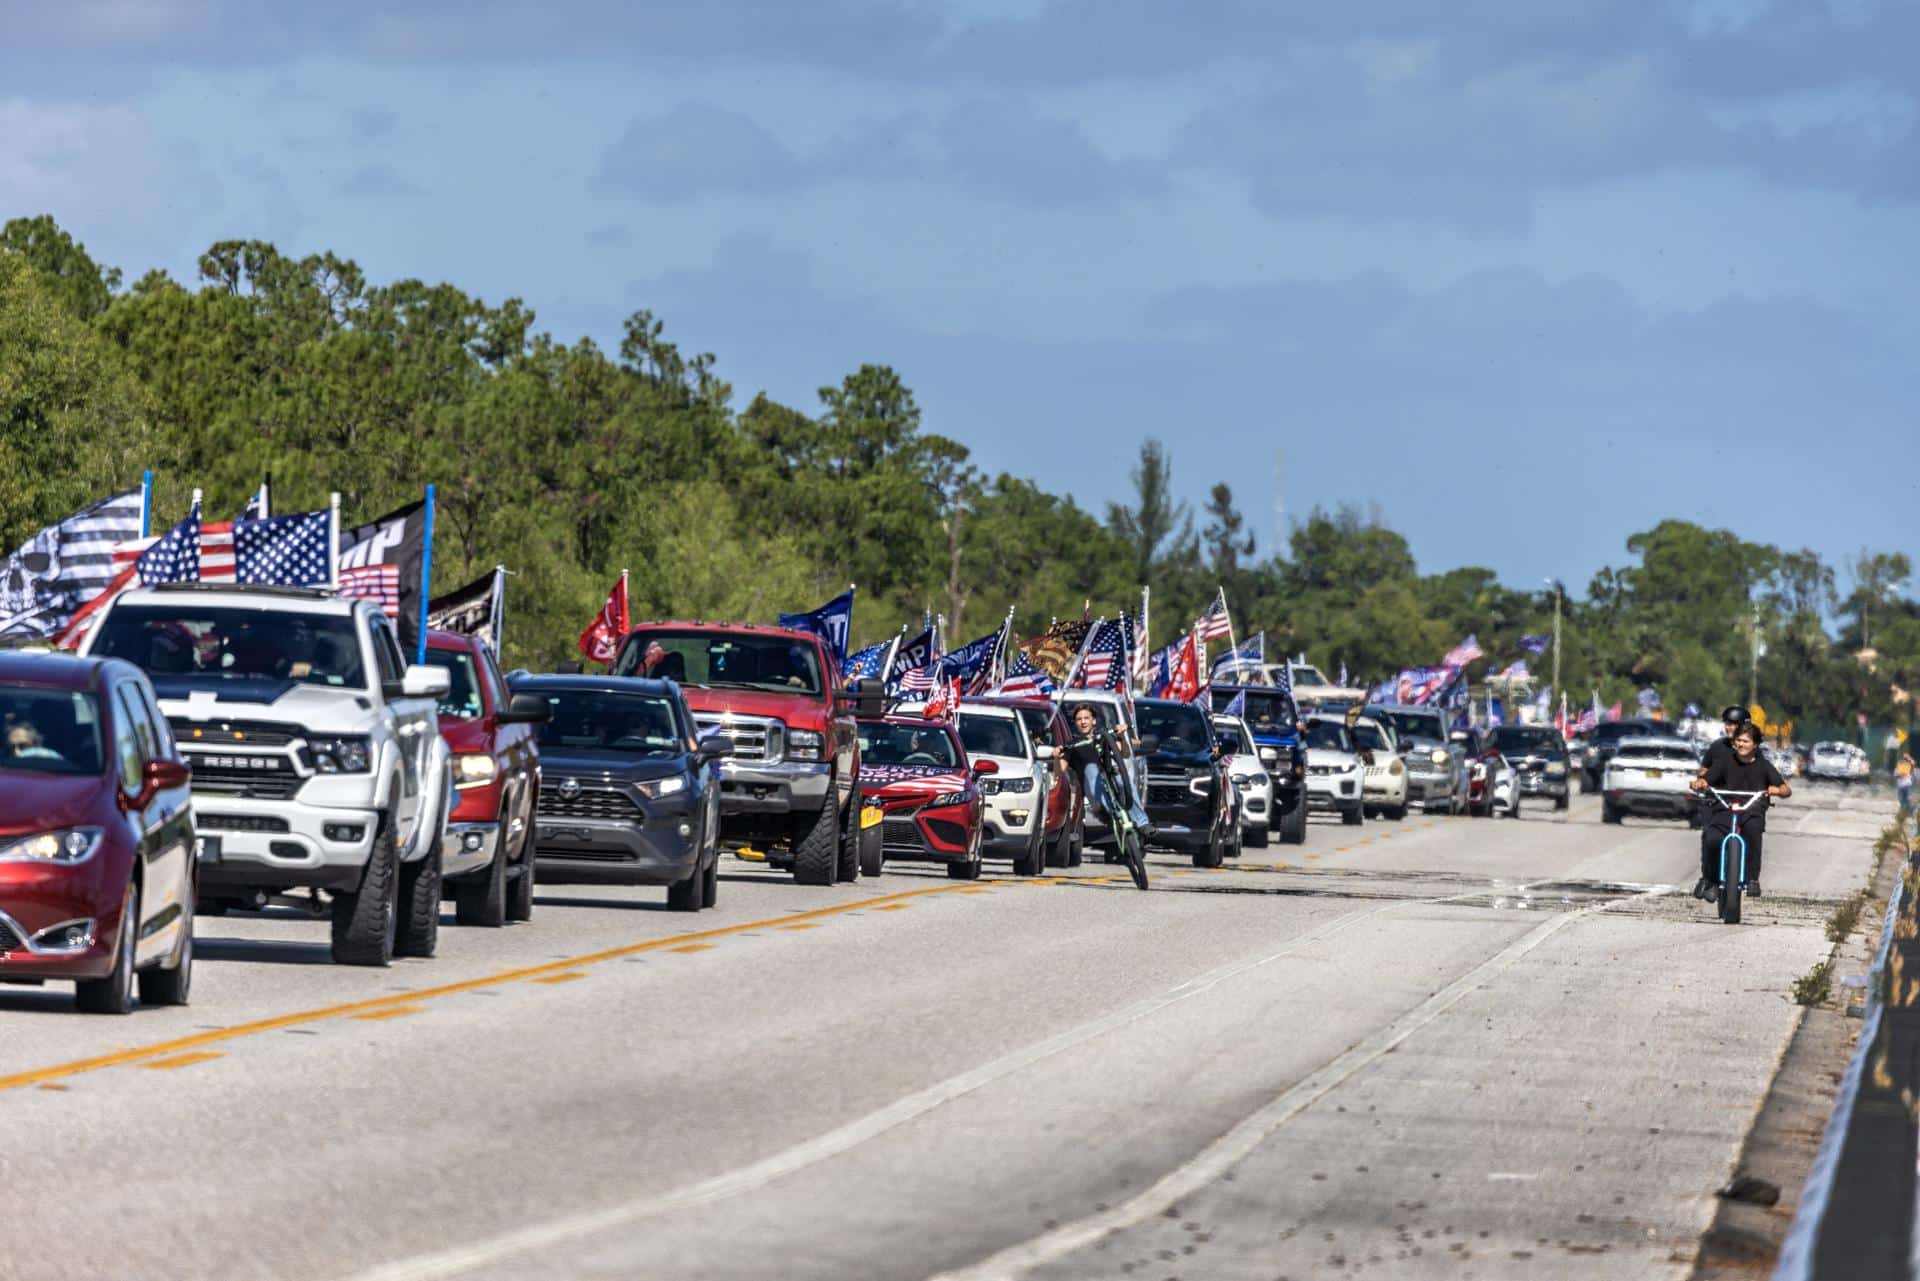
[
  {"x1": 1066, "y1": 705, "x2": 1150, "y2": 837},
  {"x1": 1696, "y1": 704, "x2": 1750, "y2": 780},
  {"x1": 1689, "y1": 721, "x2": 1789, "y2": 900}
]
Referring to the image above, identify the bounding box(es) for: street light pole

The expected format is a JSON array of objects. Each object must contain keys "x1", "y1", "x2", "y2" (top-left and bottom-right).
[{"x1": 1544, "y1": 577, "x2": 1561, "y2": 718}]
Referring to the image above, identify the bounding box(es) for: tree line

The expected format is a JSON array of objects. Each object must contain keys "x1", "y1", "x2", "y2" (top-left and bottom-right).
[{"x1": 1, "y1": 215, "x2": 1913, "y2": 734}]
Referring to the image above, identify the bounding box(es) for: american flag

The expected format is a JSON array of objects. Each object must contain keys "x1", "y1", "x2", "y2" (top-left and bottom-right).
[
  {"x1": 111, "y1": 518, "x2": 236, "y2": 582},
  {"x1": 1194, "y1": 588, "x2": 1232, "y2": 643},
  {"x1": 0, "y1": 489, "x2": 143, "y2": 642},
  {"x1": 1209, "y1": 630, "x2": 1265, "y2": 682},
  {"x1": 1071, "y1": 618, "x2": 1127, "y2": 690},
  {"x1": 136, "y1": 501, "x2": 204, "y2": 585},
  {"x1": 1130, "y1": 606, "x2": 1150, "y2": 685},
  {"x1": 235, "y1": 511, "x2": 331, "y2": 586},
  {"x1": 842, "y1": 641, "x2": 889, "y2": 683},
  {"x1": 992, "y1": 649, "x2": 1055, "y2": 698},
  {"x1": 1443, "y1": 634, "x2": 1484, "y2": 668}
]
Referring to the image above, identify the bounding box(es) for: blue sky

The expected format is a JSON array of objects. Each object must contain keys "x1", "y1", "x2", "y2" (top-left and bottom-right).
[{"x1": 3, "y1": 0, "x2": 1915, "y2": 598}]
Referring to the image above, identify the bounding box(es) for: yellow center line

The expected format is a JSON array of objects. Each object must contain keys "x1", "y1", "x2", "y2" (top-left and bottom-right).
[
  {"x1": 779, "y1": 922, "x2": 820, "y2": 931},
  {"x1": 353, "y1": 1004, "x2": 429, "y2": 1019},
  {"x1": 529, "y1": 972, "x2": 590, "y2": 984},
  {"x1": 666, "y1": 943, "x2": 716, "y2": 954},
  {"x1": 874, "y1": 904, "x2": 912, "y2": 911},
  {"x1": 0, "y1": 881, "x2": 984, "y2": 1094},
  {"x1": 137, "y1": 1051, "x2": 223, "y2": 1071}
]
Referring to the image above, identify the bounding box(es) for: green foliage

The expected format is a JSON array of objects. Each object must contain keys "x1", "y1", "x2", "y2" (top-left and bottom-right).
[
  {"x1": 1, "y1": 215, "x2": 1915, "y2": 720},
  {"x1": 1792, "y1": 959, "x2": 1833, "y2": 1007}
]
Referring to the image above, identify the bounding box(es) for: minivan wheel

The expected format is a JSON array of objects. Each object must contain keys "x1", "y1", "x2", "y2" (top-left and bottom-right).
[{"x1": 77, "y1": 884, "x2": 138, "y2": 1015}]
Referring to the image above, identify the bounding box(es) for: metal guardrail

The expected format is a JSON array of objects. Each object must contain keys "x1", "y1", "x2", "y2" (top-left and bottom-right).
[{"x1": 1775, "y1": 824, "x2": 1917, "y2": 1280}]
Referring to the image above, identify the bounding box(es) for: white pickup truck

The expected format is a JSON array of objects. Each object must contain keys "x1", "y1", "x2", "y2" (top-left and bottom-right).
[{"x1": 81, "y1": 584, "x2": 453, "y2": 966}]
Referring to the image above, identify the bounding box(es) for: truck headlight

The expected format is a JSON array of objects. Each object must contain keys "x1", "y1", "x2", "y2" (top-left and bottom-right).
[
  {"x1": 1258, "y1": 747, "x2": 1279, "y2": 764},
  {"x1": 0, "y1": 827, "x2": 101, "y2": 865},
  {"x1": 788, "y1": 729, "x2": 825, "y2": 761},
  {"x1": 1546, "y1": 762, "x2": 1567, "y2": 778},
  {"x1": 1429, "y1": 749, "x2": 1449, "y2": 765},
  {"x1": 307, "y1": 736, "x2": 372, "y2": 773},
  {"x1": 452, "y1": 754, "x2": 497, "y2": 788}
]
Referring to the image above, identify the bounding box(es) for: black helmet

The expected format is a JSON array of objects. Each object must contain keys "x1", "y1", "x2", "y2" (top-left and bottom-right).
[{"x1": 1721, "y1": 705, "x2": 1749, "y2": 725}]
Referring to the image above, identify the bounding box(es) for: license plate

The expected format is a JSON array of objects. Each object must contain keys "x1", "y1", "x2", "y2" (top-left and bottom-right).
[
  {"x1": 1644, "y1": 769, "x2": 1662, "y2": 779},
  {"x1": 195, "y1": 835, "x2": 222, "y2": 864},
  {"x1": 860, "y1": 805, "x2": 884, "y2": 830}
]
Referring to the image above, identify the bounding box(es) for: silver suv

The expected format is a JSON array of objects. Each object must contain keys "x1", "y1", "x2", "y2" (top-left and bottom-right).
[{"x1": 82, "y1": 584, "x2": 454, "y2": 966}]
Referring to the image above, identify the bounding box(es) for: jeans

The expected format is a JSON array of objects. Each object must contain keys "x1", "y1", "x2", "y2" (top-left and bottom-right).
[
  {"x1": 1899, "y1": 779, "x2": 1912, "y2": 814},
  {"x1": 1702, "y1": 811, "x2": 1764, "y2": 883},
  {"x1": 1083, "y1": 761, "x2": 1149, "y2": 832}
]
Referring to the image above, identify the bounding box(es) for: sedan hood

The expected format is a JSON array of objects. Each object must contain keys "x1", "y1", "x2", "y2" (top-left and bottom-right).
[{"x1": 0, "y1": 772, "x2": 109, "y2": 837}]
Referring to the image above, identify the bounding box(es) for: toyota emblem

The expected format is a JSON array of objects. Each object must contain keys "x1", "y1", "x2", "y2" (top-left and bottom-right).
[{"x1": 558, "y1": 778, "x2": 581, "y2": 800}]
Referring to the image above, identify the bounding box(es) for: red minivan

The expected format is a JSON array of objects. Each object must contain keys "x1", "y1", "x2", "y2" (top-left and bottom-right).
[
  {"x1": 0, "y1": 652, "x2": 196, "y2": 1013},
  {"x1": 423, "y1": 631, "x2": 545, "y2": 925}
]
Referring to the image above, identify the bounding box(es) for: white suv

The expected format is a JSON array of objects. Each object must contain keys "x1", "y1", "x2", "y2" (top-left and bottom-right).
[
  {"x1": 957, "y1": 702, "x2": 1052, "y2": 876},
  {"x1": 82, "y1": 584, "x2": 454, "y2": 966}
]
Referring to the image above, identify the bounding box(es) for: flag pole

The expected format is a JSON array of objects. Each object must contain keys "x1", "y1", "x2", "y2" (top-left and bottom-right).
[
  {"x1": 491, "y1": 564, "x2": 507, "y2": 651},
  {"x1": 417, "y1": 483, "x2": 435, "y2": 664},
  {"x1": 328, "y1": 493, "x2": 342, "y2": 592},
  {"x1": 140, "y1": 470, "x2": 153, "y2": 538},
  {"x1": 1217, "y1": 585, "x2": 1245, "y2": 686}
]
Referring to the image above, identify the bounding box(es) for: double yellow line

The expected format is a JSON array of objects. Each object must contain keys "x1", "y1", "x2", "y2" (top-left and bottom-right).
[{"x1": 0, "y1": 882, "x2": 980, "y2": 1094}]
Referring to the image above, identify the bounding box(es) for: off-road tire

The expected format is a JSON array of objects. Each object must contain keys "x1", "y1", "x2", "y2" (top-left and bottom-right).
[
  {"x1": 1278, "y1": 800, "x2": 1307, "y2": 845},
  {"x1": 396, "y1": 843, "x2": 442, "y2": 958},
  {"x1": 455, "y1": 833, "x2": 508, "y2": 927},
  {"x1": 138, "y1": 878, "x2": 193, "y2": 1007},
  {"x1": 77, "y1": 884, "x2": 138, "y2": 1014},
  {"x1": 792, "y1": 795, "x2": 841, "y2": 887},
  {"x1": 332, "y1": 819, "x2": 399, "y2": 967},
  {"x1": 1386, "y1": 805, "x2": 1406, "y2": 821},
  {"x1": 836, "y1": 800, "x2": 861, "y2": 882}
]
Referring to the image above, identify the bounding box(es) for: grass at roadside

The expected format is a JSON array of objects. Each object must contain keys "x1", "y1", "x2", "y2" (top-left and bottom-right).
[{"x1": 1793, "y1": 961, "x2": 1834, "y2": 1007}]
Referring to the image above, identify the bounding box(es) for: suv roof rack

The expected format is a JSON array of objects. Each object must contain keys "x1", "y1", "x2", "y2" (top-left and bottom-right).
[{"x1": 146, "y1": 582, "x2": 341, "y2": 601}]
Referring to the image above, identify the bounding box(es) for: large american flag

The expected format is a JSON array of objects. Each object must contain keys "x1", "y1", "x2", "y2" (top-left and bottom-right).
[
  {"x1": 1194, "y1": 588, "x2": 1232, "y2": 643},
  {"x1": 1443, "y1": 634, "x2": 1484, "y2": 668},
  {"x1": 1071, "y1": 618, "x2": 1128, "y2": 690},
  {"x1": 0, "y1": 489, "x2": 144, "y2": 642},
  {"x1": 992, "y1": 649, "x2": 1054, "y2": 699},
  {"x1": 112, "y1": 516, "x2": 235, "y2": 583}
]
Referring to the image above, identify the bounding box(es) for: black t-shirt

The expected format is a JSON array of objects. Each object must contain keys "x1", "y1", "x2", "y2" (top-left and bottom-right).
[
  {"x1": 1700, "y1": 737, "x2": 1735, "y2": 774},
  {"x1": 1066, "y1": 729, "x2": 1116, "y2": 775},
  {"x1": 1704, "y1": 750, "x2": 1783, "y2": 818}
]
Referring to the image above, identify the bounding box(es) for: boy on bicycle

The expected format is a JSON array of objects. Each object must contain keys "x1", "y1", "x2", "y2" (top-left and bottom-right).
[
  {"x1": 1067, "y1": 705, "x2": 1150, "y2": 835},
  {"x1": 1689, "y1": 722, "x2": 1790, "y2": 899}
]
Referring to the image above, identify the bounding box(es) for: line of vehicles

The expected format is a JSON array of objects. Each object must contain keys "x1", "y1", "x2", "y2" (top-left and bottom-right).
[{"x1": 2, "y1": 581, "x2": 1777, "y2": 1014}]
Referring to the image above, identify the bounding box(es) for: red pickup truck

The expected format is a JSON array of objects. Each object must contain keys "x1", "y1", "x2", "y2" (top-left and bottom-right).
[{"x1": 611, "y1": 622, "x2": 866, "y2": 885}]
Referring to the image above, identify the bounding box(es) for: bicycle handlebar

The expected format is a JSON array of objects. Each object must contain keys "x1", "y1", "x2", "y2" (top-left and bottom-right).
[{"x1": 1703, "y1": 787, "x2": 1766, "y2": 812}]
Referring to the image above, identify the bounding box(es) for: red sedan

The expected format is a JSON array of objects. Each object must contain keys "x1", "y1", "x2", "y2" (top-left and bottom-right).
[
  {"x1": 853, "y1": 717, "x2": 984, "y2": 880},
  {"x1": 0, "y1": 653, "x2": 195, "y2": 1013},
  {"x1": 422, "y1": 631, "x2": 546, "y2": 926}
]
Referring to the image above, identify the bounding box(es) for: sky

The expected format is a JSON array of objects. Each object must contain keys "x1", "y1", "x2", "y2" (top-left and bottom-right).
[{"x1": 3, "y1": 0, "x2": 1916, "y2": 598}]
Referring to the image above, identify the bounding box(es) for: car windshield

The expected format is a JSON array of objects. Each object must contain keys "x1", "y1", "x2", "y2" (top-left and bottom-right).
[
  {"x1": 859, "y1": 721, "x2": 961, "y2": 768},
  {"x1": 1210, "y1": 688, "x2": 1295, "y2": 732},
  {"x1": 1014, "y1": 706, "x2": 1056, "y2": 748},
  {"x1": 616, "y1": 629, "x2": 823, "y2": 696},
  {"x1": 93, "y1": 605, "x2": 365, "y2": 688},
  {"x1": 1137, "y1": 702, "x2": 1211, "y2": 753},
  {"x1": 1351, "y1": 721, "x2": 1393, "y2": 752},
  {"x1": 423, "y1": 649, "x2": 484, "y2": 720},
  {"x1": 1383, "y1": 711, "x2": 1444, "y2": 743},
  {"x1": 958, "y1": 713, "x2": 1026, "y2": 759},
  {"x1": 1492, "y1": 727, "x2": 1562, "y2": 754},
  {"x1": 533, "y1": 690, "x2": 683, "y2": 755},
  {"x1": 1293, "y1": 666, "x2": 1328, "y2": 686},
  {"x1": 1212, "y1": 721, "x2": 1250, "y2": 754},
  {"x1": 0, "y1": 687, "x2": 103, "y2": 776},
  {"x1": 1302, "y1": 721, "x2": 1354, "y2": 752}
]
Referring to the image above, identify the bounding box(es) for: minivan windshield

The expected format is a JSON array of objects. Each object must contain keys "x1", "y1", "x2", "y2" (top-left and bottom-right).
[
  {"x1": 616, "y1": 629, "x2": 823, "y2": 696},
  {"x1": 0, "y1": 687, "x2": 103, "y2": 776},
  {"x1": 92, "y1": 605, "x2": 365, "y2": 689}
]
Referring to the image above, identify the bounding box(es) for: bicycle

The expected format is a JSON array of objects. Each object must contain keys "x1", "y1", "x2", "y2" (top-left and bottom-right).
[
  {"x1": 1700, "y1": 787, "x2": 1764, "y2": 925},
  {"x1": 1095, "y1": 769, "x2": 1149, "y2": 892}
]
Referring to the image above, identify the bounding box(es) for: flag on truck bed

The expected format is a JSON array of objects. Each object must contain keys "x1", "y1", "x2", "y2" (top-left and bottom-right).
[
  {"x1": 0, "y1": 489, "x2": 143, "y2": 642},
  {"x1": 235, "y1": 510, "x2": 331, "y2": 588},
  {"x1": 338, "y1": 501, "x2": 426, "y2": 651}
]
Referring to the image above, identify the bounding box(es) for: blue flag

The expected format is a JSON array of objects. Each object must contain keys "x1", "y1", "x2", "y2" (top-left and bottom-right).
[
  {"x1": 779, "y1": 589, "x2": 854, "y2": 667},
  {"x1": 1222, "y1": 688, "x2": 1248, "y2": 719},
  {"x1": 1518, "y1": 634, "x2": 1550, "y2": 655},
  {"x1": 842, "y1": 640, "x2": 888, "y2": 683},
  {"x1": 936, "y1": 628, "x2": 1002, "y2": 693}
]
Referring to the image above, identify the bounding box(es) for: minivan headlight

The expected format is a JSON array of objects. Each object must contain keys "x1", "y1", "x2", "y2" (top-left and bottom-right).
[{"x1": 0, "y1": 827, "x2": 102, "y2": 865}]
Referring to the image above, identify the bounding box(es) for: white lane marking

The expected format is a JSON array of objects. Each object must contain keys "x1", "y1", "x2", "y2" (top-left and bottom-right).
[
  {"x1": 337, "y1": 903, "x2": 1403, "y2": 1281},
  {"x1": 929, "y1": 885, "x2": 1665, "y2": 1281}
]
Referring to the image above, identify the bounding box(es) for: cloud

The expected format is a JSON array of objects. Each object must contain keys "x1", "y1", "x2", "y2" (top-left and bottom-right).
[
  {"x1": 935, "y1": 97, "x2": 1162, "y2": 207},
  {"x1": 348, "y1": 103, "x2": 397, "y2": 142},
  {"x1": 1151, "y1": 275, "x2": 1407, "y2": 348},
  {"x1": 335, "y1": 162, "x2": 423, "y2": 197},
  {"x1": 595, "y1": 104, "x2": 803, "y2": 201}
]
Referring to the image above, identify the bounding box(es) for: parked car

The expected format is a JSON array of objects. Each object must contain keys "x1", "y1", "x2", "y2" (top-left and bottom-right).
[
  {"x1": 1601, "y1": 735, "x2": 1701, "y2": 824},
  {"x1": 1135, "y1": 697, "x2": 1237, "y2": 866},
  {"x1": 1807, "y1": 741, "x2": 1871, "y2": 784},
  {"x1": 1208, "y1": 685, "x2": 1307, "y2": 844},
  {"x1": 83, "y1": 584, "x2": 454, "y2": 967},
  {"x1": 513, "y1": 674, "x2": 729, "y2": 909},
  {"x1": 1301, "y1": 716, "x2": 1365, "y2": 826},
  {"x1": 423, "y1": 630, "x2": 547, "y2": 926},
  {"x1": 0, "y1": 653, "x2": 195, "y2": 1013},
  {"x1": 1488, "y1": 724, "x2": 1570, "y2": 811},
  {"x1": 1351, "y1": 713, "x2": 1408, "y2": 820},
  {"x1": 613, "y1": 623, "x2": 864, "y2": 886},
  {"x1": 1060, "y1": 689, "x2": 1146, "y2": 855},
  {"x1": 956, "y1": 701, "x2": 1052, "y2": 876},
  {"x1": 1368, "y1": 704, "x2": 1469, "y2": 814},
  {"x1": 1580, "y1": 718, "x2": 1663, "y2": 792},
  {"x1": 981, "y1": 696, "x2": 1082, "y2": 868},
  {"x1": 853, "y1": 716, "x2": 984, "y2": 879},
  {"x1": 1211, "y1": 713, "x2": 1273, "y2": 847},
  {"x1": 1763, "y1": 744, "x2": 1801, "y2": 780}
]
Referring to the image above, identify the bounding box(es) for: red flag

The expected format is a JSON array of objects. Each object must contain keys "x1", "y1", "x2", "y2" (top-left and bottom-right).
[
  {"x1": 923, "y1": 676, "x2": 961, "y2": 721},
  {"x1": 578, "y1": 571, "x2": 629, "y2": 665},
  {"x1": 1606, "y1": 701, "x2": 1622, "y2": 722},
  {"x1": 1167, "y1": 634, "x2": 1201, "y2": 704}
]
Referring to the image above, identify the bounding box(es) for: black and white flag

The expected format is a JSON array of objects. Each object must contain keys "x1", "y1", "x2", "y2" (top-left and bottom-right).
[
  {"x1": 0, "y1": 491, "x2": 144, "y2": 642},
  {"x1": 426, "y1": 567, "x2": 506, "y2": 650},
  {"x1": 337, "y1": 501, "x2": 426, "y2": 652}
]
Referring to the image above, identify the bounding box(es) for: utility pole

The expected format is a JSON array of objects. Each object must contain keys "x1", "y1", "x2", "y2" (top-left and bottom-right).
[
  {"x1": 1748, "y1": 601, "x2": 1760, "y2": 710},
  {"x1": 1544, "y1": 578, "x2": 1562, "y2": 717}
]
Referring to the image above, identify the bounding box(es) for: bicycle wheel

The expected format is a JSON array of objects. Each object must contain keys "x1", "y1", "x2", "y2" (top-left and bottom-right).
[
  {"x1": 1719, "y1": 833, "x2": 1744, "y2": 925},
  {"x1": 1122, "y1": 825, "x2": 1149, "y2": 891}
]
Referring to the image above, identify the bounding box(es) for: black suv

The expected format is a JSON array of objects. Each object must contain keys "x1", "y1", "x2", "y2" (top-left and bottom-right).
[{"x1": 1134, "y1": 697, "x2": 1237, "y2": 867}]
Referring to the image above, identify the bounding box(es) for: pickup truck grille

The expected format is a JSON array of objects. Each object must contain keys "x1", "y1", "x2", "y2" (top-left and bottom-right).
[
  {"x1": 167, "y1": 718, "x2": 298, "y2": 747},
  {"x1": 693, "y1": 714, "x2": 781, "y2": 763},
  {"x1": 539, "y1": 785, "x2": 641, "y2": 823},
  {"x1": 183, "y1": 752, "x2": 303, "y2": 800},
  {"x1": 1146, "y1": 776, "x2": 1192, "y2": 807}
]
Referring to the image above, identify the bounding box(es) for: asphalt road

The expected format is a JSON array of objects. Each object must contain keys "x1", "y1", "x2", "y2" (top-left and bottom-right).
[{"x1": 0, "y1": 782, "x2": 1889, "y2": 1281}]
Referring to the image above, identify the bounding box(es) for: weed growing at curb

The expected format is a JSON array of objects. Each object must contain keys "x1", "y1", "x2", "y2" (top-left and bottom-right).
[
  {"x1": 1794, "y1": 960, "x2": 1835, "y2": 1007},
  {"x1": 1828, "y1": 893, "x2": 1866, "y2": 944}
]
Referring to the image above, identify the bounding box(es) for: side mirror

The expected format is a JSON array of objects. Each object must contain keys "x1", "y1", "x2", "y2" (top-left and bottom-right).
[
  {"x1": 696, "y1": 734, "x2": 736, "y2": 761},
  {"x1": 1135, "y1": 734, "x2": 1160, "y2": 755},
  {"x1": 1034, "y1": 743, "x2": 1056, "y2": 761},
  {"x1": 497, "y1": 692, "x2": 551, "y2": 725},
  {"x1": 837, "y1": 681, "x2": 886, "y2": 720},
  {"x1": 971, "y1": 758, "x2": 999, "y2": 775},
  {"x1": 397, "y1": 664, "x2": 452, "y2": 700}
]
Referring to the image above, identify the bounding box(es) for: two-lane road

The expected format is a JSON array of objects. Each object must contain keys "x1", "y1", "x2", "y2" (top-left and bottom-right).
[{"x1": 0, "y1": 786, "x2": 1887, "y2": 1281}]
